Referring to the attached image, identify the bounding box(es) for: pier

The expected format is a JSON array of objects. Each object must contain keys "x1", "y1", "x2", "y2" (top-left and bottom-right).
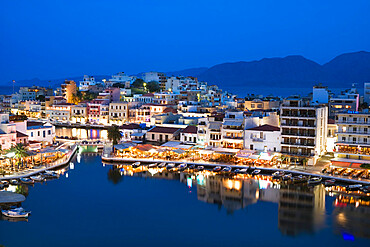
[{"x1": 0, "y1": 191, "x2": 26, "y2": 204}]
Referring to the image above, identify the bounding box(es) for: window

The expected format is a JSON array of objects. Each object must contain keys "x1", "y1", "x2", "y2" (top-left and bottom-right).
[
  {"x1": 31, "y1": 132, "x2": 33, "y2": 137},
  {"x1": 152, "y1": 134, "x2": 154, "y2": 139}
]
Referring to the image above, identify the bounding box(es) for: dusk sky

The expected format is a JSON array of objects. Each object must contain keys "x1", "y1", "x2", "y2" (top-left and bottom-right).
[{"x1": 1, "y1": 0, "x2": 369, "y2": 83}]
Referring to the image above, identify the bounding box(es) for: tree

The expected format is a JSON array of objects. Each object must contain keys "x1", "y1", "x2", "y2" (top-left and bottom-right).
[
  {"x1": 147, "y1": 81, "x2": 160, "y2": 92},
  {"x1": 107, "y1": 125, "x2": 122, "y2": 145},
  {"x1": 70, "y1": 93, "x2": 81, "y2": 105},
  {"x1": 9, "y1": 144, "x2": 29, "y2": 168},
  {"x1": 132, "y1": 79, "x2": 145, "y2": 88},
  {"x1": 112, "y1": 83, "x2": 125, "y2": 88}
]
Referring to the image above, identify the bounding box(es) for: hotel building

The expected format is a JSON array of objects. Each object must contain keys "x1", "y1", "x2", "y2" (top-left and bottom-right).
[
  {"x1": 333, "y1": 111, "x2": 370, "y2": 167},
  {"x1": 280, "y1": 97, "x2": 328, "y2": 165}
]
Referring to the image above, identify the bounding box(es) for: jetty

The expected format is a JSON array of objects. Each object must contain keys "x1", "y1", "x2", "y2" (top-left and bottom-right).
[{"x1": 0, "y1": 191, "x2": 26, "y2": 204}]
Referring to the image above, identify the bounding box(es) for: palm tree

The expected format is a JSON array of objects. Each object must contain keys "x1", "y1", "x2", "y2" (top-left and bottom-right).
[
  {"x1": 9, "y1": 144, "x2": 29, "y2": 168},
  {"x1": 107, "y1": 125, "x2": 122, "y2": 145}
]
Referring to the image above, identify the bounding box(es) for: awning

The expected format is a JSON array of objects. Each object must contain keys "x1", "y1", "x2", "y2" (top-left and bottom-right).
[
  {"x1": 38, "y1": 148, "x2": 59, "y2": 154},
  {"x1": 172, "y1": 149, "x2": 186, "y2": 154},
  {"x1": 223, "y1": 120, "x2": 243, "y2": 127},
  {"x1": 114, "y1": 144, "x2": 133, "y2": 150},
  {"x1": 131, "y1": 132, "x2": 145, "y2": 137}
]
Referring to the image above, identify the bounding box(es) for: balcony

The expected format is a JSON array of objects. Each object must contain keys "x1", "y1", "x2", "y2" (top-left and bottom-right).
[
  {"x1": 281, "y1": 142, "x2": 315, "y2": 147},
  {"x1": 281, "y1": 123, "x2": 315, "y2": 128},
  {"x1": 223, "y1": 136, "x2": 243, "y2": 140},
  {"x1": 281, "y1": 132, "x2": 315, "y2": 137},
  {"x1": 336, "y1": 121, "x2": 369, "y2": 125},
  {"x1": 252, "y1": 138, "x2": 264, "y2": 142},
  {"x1": 335, "y1": 141, "x2": 370, "y2": 146},
  {"x1": 336, "y1": 131, "x2": 370, "y2": 136}
]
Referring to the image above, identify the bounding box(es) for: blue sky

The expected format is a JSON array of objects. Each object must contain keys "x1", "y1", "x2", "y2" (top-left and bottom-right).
[{"x1": 0, "y1": 0, "x2": 369, "y2": 83}]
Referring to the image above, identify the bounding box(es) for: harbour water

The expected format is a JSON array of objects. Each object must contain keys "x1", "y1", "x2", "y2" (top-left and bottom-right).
[{"x1": 1, "y1": 153, "x2": 369, "y2": 247}]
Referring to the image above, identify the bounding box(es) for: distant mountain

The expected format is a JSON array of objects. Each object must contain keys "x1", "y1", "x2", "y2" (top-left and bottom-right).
[
  {"x1": 165, "y1": 67, "x2": 209, "y2": 77},
  {"x1": 196, "y1": 51, "x2": 370, "y2": 88},
  {"x1": 6, "y1": 51, "x2": 370, "y2": 90}
]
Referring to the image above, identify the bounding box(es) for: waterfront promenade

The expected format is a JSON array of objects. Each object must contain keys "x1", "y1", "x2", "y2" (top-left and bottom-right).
[
  {"x1": 102, "y1": 155, "x2": 370, "y2": 185},
  {"x1": 0, "y1": 144, "x2": 78, "y2": 181}
]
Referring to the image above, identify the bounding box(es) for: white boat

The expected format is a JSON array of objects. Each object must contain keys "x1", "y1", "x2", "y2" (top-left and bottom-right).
[
  {"x1": 2, "y1": 208, "x2": 31, "y2": 218},
  {"x1": 30, "y1": 175, "x2": 45, "y2": 182},
  {"x1": 10, "y1": 179, "x2": 19, "y2": 185},
  {"x1": 252, "y1": 169, "x2": 261, "y2": 175},
  {"x1": 132, "y1": 162, "x2": 141, "y2": 168},
  {"x1": 177, "y1": 163, "x2": 187, "y2": 171},
  {"x1": 148, "y1": 163, "x2": 158, "y2": 168},
  {"x1": 158, "y1": 163, "x2": 166, "y2": 168},
  {"x1": 20, "y1": 178, "x2": 34, "y2": 184},
  {"x1": 222, "y1": 166, "x2": 232, "y2": 172},
  {"x1": 308, "y1": 177, "x2": 322, "y2": 185}
]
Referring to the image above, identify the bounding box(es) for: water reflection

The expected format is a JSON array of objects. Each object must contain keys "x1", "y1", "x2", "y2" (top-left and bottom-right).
[
  {"x1": 111, "y1": 164, "x2": 370, "y2": 239},
  {"x1": 333, "y1": 195, "x2": 370, "y2": 239},
  {"x1": 55, "y1": 127, "x2": 108, "y2": 140}
]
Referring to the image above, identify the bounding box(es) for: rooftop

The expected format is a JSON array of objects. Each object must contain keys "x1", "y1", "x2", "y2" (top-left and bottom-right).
[
  {"x1": 246, "y1": 124, "x2": 280, "y2": 132},
  {"x1": 148, "y1": 126, "x2": 181, "y2": 134},
  {"x1": 181, "y1": 125, "x2": 197, "y2": 134}
]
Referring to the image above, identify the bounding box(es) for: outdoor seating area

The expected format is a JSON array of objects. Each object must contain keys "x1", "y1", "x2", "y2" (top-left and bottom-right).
[
  {"x1": 0, "y1": 146, "x2": 69, "y2": 176},
  {"x1": 337, "y1": 145, "x2": 370, "y2": 155}
]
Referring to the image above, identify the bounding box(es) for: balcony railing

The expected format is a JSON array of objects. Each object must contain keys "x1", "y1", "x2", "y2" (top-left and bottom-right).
[
  {"x1": 223, "y1": 136, "x2": 243, "y2": 140},
  {"x1": 281, "y1": 142, "x2": 315, "y2": 147},
  {"x1": 336, "y1": 131, "x2": 370, "y2": 135},
  {"x1": 281, "y1": 132, "x2": 315, "y2": 137},
  {"x1": 281, "y1": 123, "x2": 315, "y2": 128},
  {"x1": 336, "y1": 121, "x2": 369, "y2": 124}
]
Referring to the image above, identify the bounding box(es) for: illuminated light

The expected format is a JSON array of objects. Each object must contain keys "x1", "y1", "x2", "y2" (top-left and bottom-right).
[
  {"x1": 66, "y1": 173, "x2": 69, "y2": 178},
  {"x1": 6, "y1": 152, "x2": 15, "y2": 158},
  {"x1": 234, "y1": 180, "x2": 241, "y2": 190},
  {"x1": 197, "y1": 174, "x2": 205, "y2": 186},
  {"x1": 77, "y1": 153, "x2": 81, "y2": 163},
  {"x1": 187, "y1": 177, "x2": 192, "y2": 188},
  {"x1": 227, "y1": 179, "x2": 233, "y2": 189},
  {"x1": 255, "y1": 189, "x2": 259, "y2": 199},
  {"x1": 355, "y1": 201, "x2": 359, "y2": 208},
  {"x1": 258, "y1": 180, "x2": 272, "y2": 190},
  {"x1": 70, "y1": 162, "x2": 74, "y2": 170},
  {"x1": 342, "y1": 232, "x2": 354, "y2": 241},
  {"x1": 148, "y1": 168, "x2": 158, "y2": 176}
]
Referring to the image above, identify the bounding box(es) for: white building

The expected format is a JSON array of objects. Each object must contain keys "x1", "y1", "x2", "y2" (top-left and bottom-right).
[
  {"x1": 280, "y1": 97, "x2": 328, "y2": 165},
  {"x1": 221, "y1": 111, "x2": 244, "y2": 149},
  {"x1": 333, "y1": 112, "x2": 370, "y2": 167},
  {"x1": 79, "y1": 75, "x2": 96, "y2": 91},
  {"x1": 244, "y1": 125, "x2": 281, "y2": 152},
  {"x1": 26, "y1": 121, "x2": 55, "y2": 145},
  {"x1": 312, "y1": 85, "x2": 329, "y2": 104},
  {"x1": 180, "y1": 125, "x2": 197, "y2": 144}
]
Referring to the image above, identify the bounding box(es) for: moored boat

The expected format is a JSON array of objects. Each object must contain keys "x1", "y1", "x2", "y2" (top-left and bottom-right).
[
  {"x1": 308, "y1": 177, "x2": 322, "y2": 185},
  {"x1": 30, "y1": 175, "x2": 45, "y2": 182},
  {"x1": 20, "y1": 178, "x2": 34, "y2": 184},
  {"x1": 324, "y1": 179, "x2": 336, "y2": 186},
  {"x1": 213, "y1": 166, "x2": 222, "y2": 172},
  {"x1": 1, "y1": 207, "x2": 31, "y2": 218},
  {"x1": 195, "y1": 166, "x2": 204, "y2": 171},
  {"x1": 282, "y1": 174, "x2": 292, "y2": 181},
  {"x1": 132, "y1": 162, "x2": 141, "y2": 168},
  {"x1": 9, "y1": 179, "x2": 19, "y2": 185},
  {"x1": 158, "y1": 162, "x2": 166, "y2": 168},
  {"x1": 177, "y1": 163, "x2": 187, "y2": 171},
  {"x1": 148, "y1": 163, "x2": 158, "y2": 168},
  {"x1": 272, "y1": 171, "x2": 284, "y2": 179},
  {"x1": 251, "y1": 169, "x2": 261, "y2": 175},
  {"x1": 222, "y1": 166, "x2": 232, "y2": 173},
  {"x1": 239, "y1": 168, "x2": 248, "y2": 174},
  {"x1": 166, "y1": 163, "x2": 175, "y2": 170},
  {"x1": 346, "y1": 184, "x2": 362, "y2": 191},
  {"x1": 292, "y1": 175, "x2": 308, "y2": 184},
  {"x1": 1, "y1": 180, "x2": 9, "y2": 186}
]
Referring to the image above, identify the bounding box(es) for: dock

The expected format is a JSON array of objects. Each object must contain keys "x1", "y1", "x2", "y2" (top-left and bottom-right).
[{"x1": 0, "y1": 191, "x2": 26, "y2": 204}]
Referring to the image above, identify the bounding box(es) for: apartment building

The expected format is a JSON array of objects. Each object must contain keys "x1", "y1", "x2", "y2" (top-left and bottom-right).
[
  {"x1": 329, "y1": 87, "x2": 359, "y2": 117},
  {"x1": 221, "y1": 111, "x2": 244, "y2": 149},
  {"x1": 333, "y1": 111, "x2": 370, "y2": 167},
  {"x1": 71, "y1": 104, "x2": 88, "y2": 124},
  {"x1": 61, "y1": 80, "x2": 77, "y2": 103},
  {"x1": 244, "y1": 125, "x2": 281, "y2": 152},
  {"x1": 109, "y1": 102, "x2": 129, "y2": 125},
  {"x1": 45, "y1": 103, "x2": 73, "y2": 122},
  {"x1": 79, "y1": 75, "x2": 96, "y2": 91},
  {"x1": 244, "y1": 98, "x2": 280, "y2": 111},
  {"x1": 0, "y1": 113, "x2": 17, "y2": 150},
  {"x1": 280, "y1": 97, "x2": 328, "y2": 165}
]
